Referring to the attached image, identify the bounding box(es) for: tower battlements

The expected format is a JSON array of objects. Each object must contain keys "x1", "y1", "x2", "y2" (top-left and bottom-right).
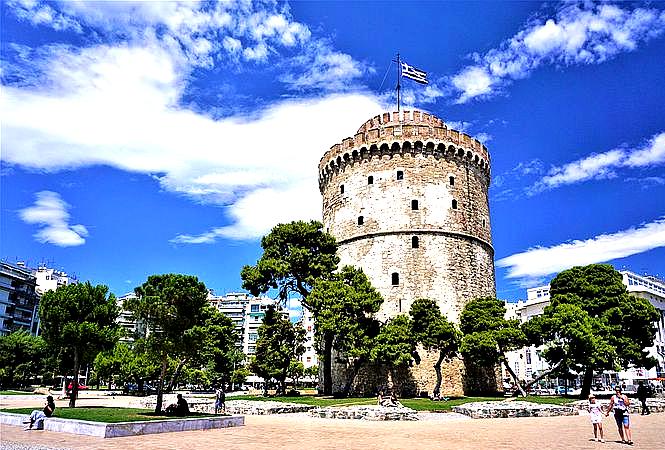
[{"x1": 319, "y1": 110, "x2": 490, "y2": 192}]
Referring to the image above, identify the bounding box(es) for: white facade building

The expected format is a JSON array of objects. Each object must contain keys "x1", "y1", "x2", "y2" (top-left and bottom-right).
[
  {"x1": 208, "y1": 292, "x2": 289, "y2": 360},
  {"x1": 299, "y1": 307, "x2": 318, "y2": 368},
  {"x1": 33, "y1": 266, "x2": 77, "y2": 295},
  {"x1": 505, "y1": 270, "x2": 665, "y2": 386}
]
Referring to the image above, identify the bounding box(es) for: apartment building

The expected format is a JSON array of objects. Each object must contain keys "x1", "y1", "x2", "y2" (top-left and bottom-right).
[{"x1": 0, "y1": 262, "x2": 40, "y2": 335}]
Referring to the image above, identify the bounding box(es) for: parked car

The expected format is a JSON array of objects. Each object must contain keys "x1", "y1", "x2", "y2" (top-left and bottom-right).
[
  {"x1": 556, "y1": 386, "x2": 580, "y2": 395},
  {"x1": 123, "y1": 383, "x2": 155, "y2": 396},
  {"x1": 67, "y1": 382, "x2": 88, "y2": 390}
]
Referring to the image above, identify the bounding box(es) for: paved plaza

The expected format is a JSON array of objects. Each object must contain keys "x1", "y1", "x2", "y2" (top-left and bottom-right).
[{"x1": 2, "y1": 394, "x2": 664, "y2": 450}]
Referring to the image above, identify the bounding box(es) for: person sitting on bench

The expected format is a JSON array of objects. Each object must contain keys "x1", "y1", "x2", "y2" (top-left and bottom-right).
[{"x1": 24, "y1": 395, "x2": 55, "y2": 430}]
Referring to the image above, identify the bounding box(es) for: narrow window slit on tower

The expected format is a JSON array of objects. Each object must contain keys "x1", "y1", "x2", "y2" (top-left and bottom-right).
[
  {"x1": 391, "y1": 272, "x2": 399, "y2": 285},
  {"x1": 368, "y1": 176, "x2": 374, "y2": 185},
  {"x1": 411, "y1": 200, "x2": 419, "y2": 210},
  {"x1": 412, "y1": 236, "x2": 419, "y2": 248},
  {"x1": 357, "y1": 216, "x2": 364, "y2": 225},
  {"x1": 340, "y1": 184, "x2": 344, "y2": 194},
  {"x1": 396, "y1": 170, "x2": 404, "y2": 180},
  {"x1": 449, "y1": 176, "x2": 455, "y2": 186},
  {"x1": 452, "y1": 199, "x2": 458, "y2": 209}
]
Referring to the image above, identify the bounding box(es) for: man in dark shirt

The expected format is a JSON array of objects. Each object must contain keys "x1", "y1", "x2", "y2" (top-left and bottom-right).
[
  {"x1": 175, "y1": 394, "x2": 189, "y2": 416},
  {"x1": 636, "y1": 381, "x2": 650, "y2": 415}
]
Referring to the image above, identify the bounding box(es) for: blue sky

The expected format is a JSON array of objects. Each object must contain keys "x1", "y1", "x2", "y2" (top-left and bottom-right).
[{"x1": 2, "y1": 1, "x2": 664, "y2": 303}]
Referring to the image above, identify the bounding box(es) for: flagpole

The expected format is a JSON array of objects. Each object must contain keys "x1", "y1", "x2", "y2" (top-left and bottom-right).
[{"x1": 396, "y1": 52, "x2": 401, "y2": 114}]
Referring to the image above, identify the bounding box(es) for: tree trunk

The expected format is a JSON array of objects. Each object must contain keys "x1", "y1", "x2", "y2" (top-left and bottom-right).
[
  {"x1": 501, "y1": 358, "x2": 527, "y2": 397},
  {"x1": 523, "y1": 360, "x2": 563, "y2": 390},
  {"x1": 322, "y1": 333, "x2": 333, "y2": 395},
  {"x1": 342, "y1": 357, "x2": 364, "y2": 398},
  {"x1": 155, "y1": 357, "x2": 169, "y2": 414},
  {"x1": 580, "y1": 366, "x2": 593, "y2": 400},
  {"x1": 167, "y1": 358, "x2": 187, "y2": 392},
  {"x1": 433, "y1": 351, "x2": 445, "y2": 396},
  {"x1": 69, "y1": 349, "x2": 79, "y2": 408}
]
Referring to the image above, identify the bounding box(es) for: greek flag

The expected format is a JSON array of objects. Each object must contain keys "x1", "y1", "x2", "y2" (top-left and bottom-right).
[{"x1": 401, "y1": 62, "x2": 428, "y2": 85}]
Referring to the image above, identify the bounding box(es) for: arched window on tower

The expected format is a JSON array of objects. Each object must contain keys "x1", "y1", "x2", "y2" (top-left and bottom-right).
[
  {"x1": 357, "y1": 216, "x2": 364, "y2": 225},
  {"x1": 368, "y1": 176, "x2": 374, "y2": 185},
  {"x1": 396, "y1": 170, "x2": 404, "y2": 180},
  {"x1": 411, "y1": 236, "x2": 419, "y2": 248},
  {"x1": 340, "y1": 184, "x2": 344, "y2": 194},
  {"x1": 449, "y1": 176, "x2": 455, "y2": 186},
  {"x1": 411, "y1": 199, "x2": 419, "y2": 210},
  {"x1": 391, "y1": 272, "x2": 399, "y2": 286},
  {"x1": 452, "y1": 199, "x2": 458, "y2": 210}
]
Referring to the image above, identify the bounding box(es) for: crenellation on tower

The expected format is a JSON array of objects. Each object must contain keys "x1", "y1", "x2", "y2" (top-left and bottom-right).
[{"x1": 320, "y1": 110, "x2": 498, "y2": 397}]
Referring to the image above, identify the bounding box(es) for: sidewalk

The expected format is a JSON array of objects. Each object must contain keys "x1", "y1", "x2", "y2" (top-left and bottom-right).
[{"x1": 2, "y1": 412, "x2": 664, "y2": 450}]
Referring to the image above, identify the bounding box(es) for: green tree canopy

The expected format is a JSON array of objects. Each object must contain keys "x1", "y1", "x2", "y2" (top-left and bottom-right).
[
  {"x1": 308, "y1": 266, "x2": 383, "y2": 396},
  {"x1": 241, "y1": 220, "x2": 339, "y2": 304},
  {"x1": 525, "y1": 264, "x2": 659, "y2": 398},
  {"x1": 460, "y1": 297, "x2": 528, "y2": 396},
  {"x1": 0, "y1": 330, "x2": 47, "y2": 389},
  {"x1": 125, "y1": 273, "x2": 211, "y2": 413},
  {"x1": 39, "y1": 282, "x2": 120, "y2": 407},
  {"x1": 409, "y1": 298, "x2": 460, "y2": 396},
  {"x1": 250, "y1": 305, "x2": 305, "y2": 395},
  {"x1": 370, "y1": 315, "x2": 417, "y2": 392}
]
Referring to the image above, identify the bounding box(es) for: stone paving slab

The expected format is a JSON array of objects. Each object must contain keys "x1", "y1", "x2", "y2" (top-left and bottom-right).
[{"x1": 2, "y1": 412, "x2": 664, "y2": 450}]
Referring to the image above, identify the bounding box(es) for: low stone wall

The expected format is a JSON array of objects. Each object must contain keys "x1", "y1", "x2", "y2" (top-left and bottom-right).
[
  {"x1": 0, "y1": 412, "x2": 244, "y2": 438},
  {"x1": 452, "y1": 401, "x2": 577, "y2": 419},
  {"x1": 310, "y1": 405, "x2": 419, "y2": 421},
  {"x1": 224, "y1": 400, "x2": 316, "y2": 415},
  {"x1": 572, "y1": 398, "x2": 665, "y2": 414}
]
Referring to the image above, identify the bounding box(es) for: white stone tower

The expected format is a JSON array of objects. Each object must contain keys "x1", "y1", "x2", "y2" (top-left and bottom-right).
[{"x1": 318, "y1": 110, "x2": 497, "y2": 396}]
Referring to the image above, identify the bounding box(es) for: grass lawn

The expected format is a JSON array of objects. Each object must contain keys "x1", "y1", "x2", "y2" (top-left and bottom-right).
[
  {"x1": 230, "y1": 394, "x2": 575, "y2": 411},
  {"x1": 1, "y1": 407, "x2": 217, "y2": 423},
  {"x1": 0, "y1": 390, "x2": 35, "y2": 395}
]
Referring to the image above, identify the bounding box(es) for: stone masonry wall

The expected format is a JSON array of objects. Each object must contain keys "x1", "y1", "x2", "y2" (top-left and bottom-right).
[{"x1": 319, "y1": 110, "x2": 497, "y2": 396}]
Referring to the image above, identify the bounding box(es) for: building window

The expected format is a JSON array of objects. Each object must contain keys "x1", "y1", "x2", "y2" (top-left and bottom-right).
[
  {"x1": 249, "y1": 333, "x2": 258, "y2": 342},
  {"x1": 411, "y1": 236, "x2": 419, "y2": 248},
  {"x1": 357, "y1": 216, "x2": 364, "y2": 225},
  {"x1": 391, "y1": 272, "x2": 399, "y2": 285},
  {"x1": 250, "y1": 304, "x2": 259, "y2": 312},
  {"x1": 306, "y1": 357, "x2": 311, "y2": 363},
  {"x1": 340, "y1": 184, "x2": 344, "y2": 194},
  {"x1": 411, "y1": 199, "x2": 419, "y2": 210},
  {"x1": 368, "y1": 176, "x2": 374, "y2": 185},
  {"x1": 396, "y1": 170, "x2": 404, "y2": 180},
  {"x1": 525, "y1": 349, "x2": 532, "y2": 365},
  {"x1": 449, "y1": 176, "x2": 455, "y2": 186},
  {"x1": 452, "y1": 199, "x2": 458, "y2": 209},
  {"x1": 482, "y1": 219, "x2": 486, "y2": 227}
]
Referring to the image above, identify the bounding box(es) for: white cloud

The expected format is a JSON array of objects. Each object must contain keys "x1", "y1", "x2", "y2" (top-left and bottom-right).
[
  {"x1": 2, "y1": 43, "x2": 384, "y2": 242},
  {"x1": 497, "y1": 217, "x2": 665, "y2": 280},
  {"x1": 8, "y1": 0, "x2": 82, "y2": 33},
  {"x1": 535, "y1": 149, "x2": 624, "y2": 189},
  {"x1": 5, "y1": 0, "x2": 366, "y2": 89},
  {"x1": 18, "y1": 191, "x2": 88, "y2": 247},
  {"x1": 449, "y1": 3, "x2": 665, "y2": 103},
  {"x1": 624, "y1": 132, "x2": 665, "y2": 167},
  {"x1": 531, "y1": 132, "x2": 665, "y2": 192}
]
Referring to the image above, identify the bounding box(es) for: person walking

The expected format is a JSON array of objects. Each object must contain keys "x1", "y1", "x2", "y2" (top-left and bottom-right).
[
  {"x1": 215, "y1": 385, "x2": 226, "y2": 414},
  {"x1": 636, "y1": 381, "x2": 650, "y2": 415},
  {"x1": 588, "y1": 394, "x2": 604, "y2": 442},
  {"x1": 605, "y1": 386, "x2": 632, "y2": 445}
]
